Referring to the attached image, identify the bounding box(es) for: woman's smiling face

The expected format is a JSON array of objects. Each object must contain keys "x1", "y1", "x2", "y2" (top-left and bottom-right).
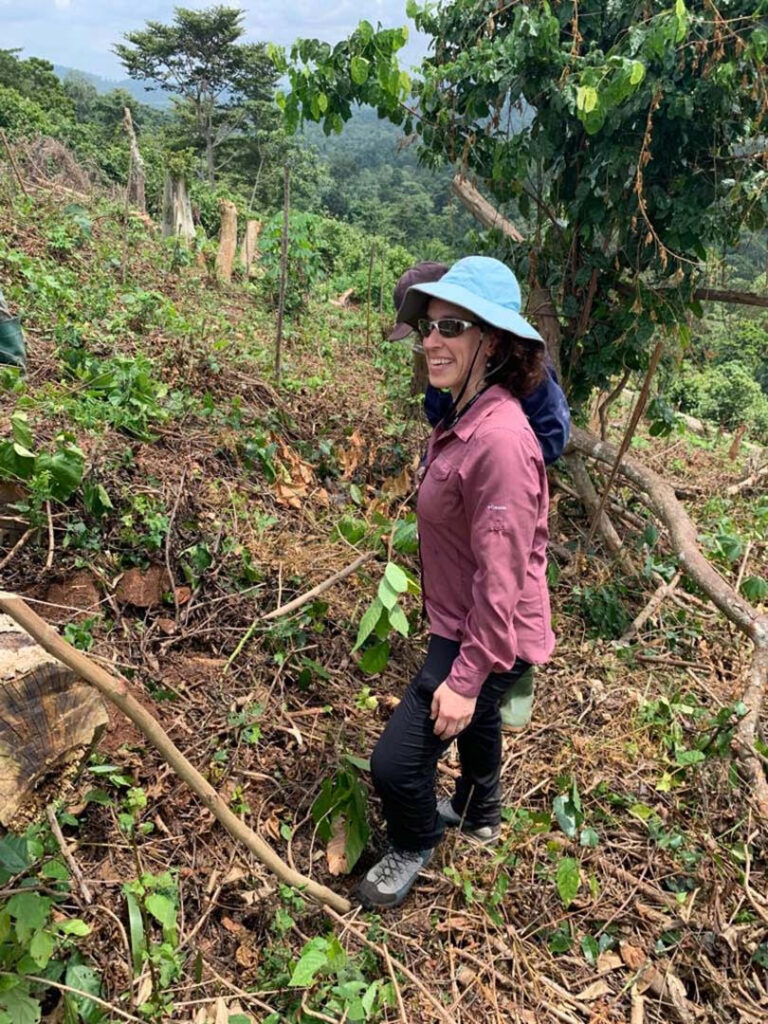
[{"x1": 422, "y1": 298, "x2": 494, "y2": 403}]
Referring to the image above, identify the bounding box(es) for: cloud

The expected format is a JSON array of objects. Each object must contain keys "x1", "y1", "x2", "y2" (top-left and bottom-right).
[{"x1": 54, "y1": 0, "x2": 71, "y2": 10}]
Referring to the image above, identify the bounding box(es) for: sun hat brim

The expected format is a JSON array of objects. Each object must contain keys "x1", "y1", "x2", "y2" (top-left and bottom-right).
[
  {"x1": 387, "y1": 320, "x2": 413, "y2": 342},
  {"x1": 398, "y1": 280, "x2": 545, "y2": 347}
]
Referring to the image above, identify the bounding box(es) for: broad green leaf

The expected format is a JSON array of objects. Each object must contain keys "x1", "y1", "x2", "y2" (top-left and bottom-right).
[
  {"x1": 629, "y1": 802, "x2": 655, "y2": 821},
  {"x1": 377, "y1": 577, "x2": 398, "y2": 610},
  {"x1": 29, "y1": 929, "x2": 54, "y2": 969},
  {"x1": 388, "y1": 603, "x2": 409, "y2": 637},
  {"x1": 579, "y1": 827, "x2": 599, "y2": 848},
  {"x1": 7, "y1": 893, "x2": 51, "y2": 944},
  {"x1": 64, "y1": 963, "x2": 102, "y2": 1023},
  {"x1": 145, "y1": 892, "x2": 176, "y2": 932},
  {"x1": 57, "y1": 919, "x2": 91, "y2": 936},
  {"x1": 552, "y1": 795, "x2": 581, "y2": 838},
  {"x1": 392, "y1": 519, "x2": 418, "y2": 554},
  {"x1": 0, "y1": 986, "x2": 40, "y2": 1024},
  {"x1": 629, "y1": 60, "x2": 645, "y2": 85},
  {"x1": 358, "y1": 641, "x2": 389, "y2": 675},
  {"x1": 353, "y1": 598, "x2": 384, "y2": 651},
  {"x1": 344, "y1": 754, "x2": 371, "y2": 772},
  {"x1": 0, "y1": 834, "x2": 30, "y2": 874},
  {"x1": 742, "y1": 576, "x2": 768, "y2": 603},
  {"x1": 556, "y1": 857, "x2": 581, "y2": 908},
  {"x1": 581, "y1": 935, "x2": 599, "y2": 966},
  {"x1": 290, "y1": 936, "x2": 330, "y2": 987},
  {"x1": 384, "y1": 562, "x2": 408, "y2": 593},
  {"x1": 350, "y1": 56, "x2": 369, "y2": 85},
  {"x1": 10, "y1": 412, "x2": 33, "y2": 450},
  {"x1": 576, "y1": 85, "x2": 598, "y2": 113}
]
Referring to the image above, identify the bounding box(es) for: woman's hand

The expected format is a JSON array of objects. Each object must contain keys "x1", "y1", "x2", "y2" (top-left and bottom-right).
[{"x1": 430, "y1": 683, "x2": 477, "y2": 740}]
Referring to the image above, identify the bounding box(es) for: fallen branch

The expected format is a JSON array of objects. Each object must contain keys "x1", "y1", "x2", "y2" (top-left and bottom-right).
[
  {"x1": 0, "y1": 592, "x2": 351, "y2": 914},
  {"x1": 568, "y1": 427, "x2": 768, "y2": 817},
  {"x1": 725, "y1": 464, "x2": 768, "y2": 497},
  {"x1": 226, "y1": 550, "x2": 375, "y2": 670},
  {"x1": 562, "y1": 451, "x2": 633, "y2": 572},
  {"x1": 621, "y1": 570, "x2": 682, "y2": 641},
  {"x1": 46, "y1": 805, "x2": 92, "y2": 904}
]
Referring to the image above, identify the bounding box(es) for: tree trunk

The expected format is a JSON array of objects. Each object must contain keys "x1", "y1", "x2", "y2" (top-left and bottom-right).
[
  {"x1": 215, "y1": 200, "x2": 238, "y2": 284},
  {"x1": 527, "y1": 283, "x2": 564, "y2": 381},
  {"x1": 0, "y1": 614, "x2": 108, "y2": 830},
  {"x1": 162, "y1": 173, "x2": 195, "y2": 245},
  {"x1": 121, "y1": 107, "x2": 146, "y2": 214},
  {"x1": 238, "y1": 219, "x2": 261, "y2": 276},
  {"x1": 451, "y1": 174, "x2": 524, "y2": 242},
  {"x1": 411, "y1": 351, "x2": 429, "y2": 396}
]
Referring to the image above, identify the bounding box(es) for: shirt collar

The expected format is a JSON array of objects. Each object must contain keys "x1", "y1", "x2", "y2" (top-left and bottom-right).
[{"x1": 435, "y1": 385, "x2": 511, "y2": 444}]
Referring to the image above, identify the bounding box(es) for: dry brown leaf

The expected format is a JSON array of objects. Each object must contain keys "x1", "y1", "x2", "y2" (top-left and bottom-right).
[
  {"x1": 135, "y1": 973, "x2": 153, "y2": 1008},
  {"x1": 220, "y1": 915, "x2": 247, "y2": 937},
  {"x1": 326, "y1": 816, "x2": 349, "y2": 876},
  {"x1": 380, "y1": 466, "x2": 412, "y2": 497},
  {"x1": 274, "y1": 482, "x2": 306, "y2": 509},
  {"x1": 223, "y1": 864, "x2": 249, "y2": 886},
  {"x1": 596, "y1": 951, "x2": 623, "y2": 974},
  {"x1": 620, "y1": 942, "x2": 647, "y2": 971},
  {"x1": 214, "y1": 996, "x2": 228, "y2": 1024},
  {"x1": 235, "y1": 942, "x2": 259, "y2": 969},
  {"x1": 576, "y1": 979, "x2": 612, "y2": 1001}
]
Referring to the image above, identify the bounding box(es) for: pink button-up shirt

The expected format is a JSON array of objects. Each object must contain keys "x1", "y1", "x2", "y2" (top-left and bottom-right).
[{"x1": 417, "y1": 384, "x2": 555, "y2": 698}]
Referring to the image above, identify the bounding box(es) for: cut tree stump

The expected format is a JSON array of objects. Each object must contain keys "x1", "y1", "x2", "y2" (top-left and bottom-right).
[
  {"x1": 0, "y1": 614, "x2": 108, "y2": 830},
  {"x1": 216, "y1": 199, "x2": 238, "y2": 284},
  {"x1": 238, "y1": 218, "x2": 261, "y2": 276},
  {"x1": 162, "y1": 172, "x2": 195, "y2": 245}
]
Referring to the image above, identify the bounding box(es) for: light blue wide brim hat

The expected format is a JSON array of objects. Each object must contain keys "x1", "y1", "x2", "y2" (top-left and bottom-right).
[{"x1": 398, "y1": 255, "x2": 545, "y2": 347}]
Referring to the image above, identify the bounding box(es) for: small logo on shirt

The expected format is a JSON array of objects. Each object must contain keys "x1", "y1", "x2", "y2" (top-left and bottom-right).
[{"x1": 487, "y1": 504, "x2": 507, "y2": 511}]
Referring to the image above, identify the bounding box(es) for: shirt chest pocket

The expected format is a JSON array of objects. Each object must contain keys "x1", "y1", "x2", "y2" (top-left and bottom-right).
[{"x1": 418, "y1": 457, "x2": 462, "y2": 524}]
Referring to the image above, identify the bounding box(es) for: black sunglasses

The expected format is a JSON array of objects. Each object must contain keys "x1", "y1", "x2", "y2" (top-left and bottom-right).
[{"x1": 416, "y1": 317, "x2": 481, "y2": 339}]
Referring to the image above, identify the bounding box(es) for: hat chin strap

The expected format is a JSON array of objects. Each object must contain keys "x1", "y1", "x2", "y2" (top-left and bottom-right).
[{"x1": 440, "y1": 334, "x2": 486, "y2": 429}]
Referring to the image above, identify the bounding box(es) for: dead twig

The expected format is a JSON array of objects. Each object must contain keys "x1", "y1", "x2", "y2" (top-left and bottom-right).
[
  {"x1": 46, "y1": 805, "x2": 92, "y2": 904},
  {"x1": 0, "y1": 527, "x2": 34, "y2": 572}
]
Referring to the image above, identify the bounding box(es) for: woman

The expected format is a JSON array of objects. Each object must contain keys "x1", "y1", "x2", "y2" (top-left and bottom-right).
[{"x1": 358, "y1": 256, "x2": 555, "y2": 909}]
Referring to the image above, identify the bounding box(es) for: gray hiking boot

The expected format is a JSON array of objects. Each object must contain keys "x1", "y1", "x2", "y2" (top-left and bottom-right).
[
  {"x1": 437, "y1": 796, "x2": 500, "y2": 844},
  {"x1": 357, "y1": 847, "x2": 433, "y2": 909}
]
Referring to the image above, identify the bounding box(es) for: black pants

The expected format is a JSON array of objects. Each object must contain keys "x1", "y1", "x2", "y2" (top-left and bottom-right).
[{"x1": 370, "y1": 635, "x2": 531, "y2": 851}]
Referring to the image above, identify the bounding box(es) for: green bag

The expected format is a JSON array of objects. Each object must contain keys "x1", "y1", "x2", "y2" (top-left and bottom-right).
[
  {"x1": 500, "y1": 666, "x2": 535, "y2": 732},
  {"x1": 0, "y1": 289, "x2": 26, "y2": 371}
]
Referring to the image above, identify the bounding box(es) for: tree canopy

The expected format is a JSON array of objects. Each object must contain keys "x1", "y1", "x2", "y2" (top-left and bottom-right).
[
  {"x1": 115, "y1": 5, "x2": 278, "y2": 182},
  {"x1": 276, "y1": 0, "x2": 768, "y2": 404}
]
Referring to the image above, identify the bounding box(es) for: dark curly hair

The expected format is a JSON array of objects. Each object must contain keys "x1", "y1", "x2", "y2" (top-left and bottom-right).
[{"x1": 484, "y1": 328, "x2": 548, "y2": 399}]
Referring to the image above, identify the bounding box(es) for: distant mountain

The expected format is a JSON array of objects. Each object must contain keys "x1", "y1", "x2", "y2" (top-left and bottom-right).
[{"x1": 53, "y1": 65, "x2": 169, "y2": 109}]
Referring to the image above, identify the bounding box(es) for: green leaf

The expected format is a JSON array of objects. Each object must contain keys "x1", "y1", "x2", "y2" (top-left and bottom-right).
[
  {"x1": 64, "y1": 963, "x2": 101, "y2": 1023},
  {"x1": 384, "y1": 562, "x2": 408, "y2": 593},
  {"x1": 353, "y1": 598, "x2": 384, "y2": 651},
  {"x1": 145, "y1": 892, "x2": 176, "y2": 932},
  {"x1": 125, "y1": 892, "x2": 146, "y2": 974},
  {"x1": 290, "y1": 936, "x2": 330, "y2": 987},
  {"x1": 0, "y1": 986, "x2": 40, "y2": 1024},
  {"x1": 29, "y1": 930, "x2": 54, "y2": 969},
  {"x1": 10, "y1": 412, "x2": 33, "y2": 451},
  {"x1": 629, "y1": 60, "x2": 645, "y2": 85},
  {"x1": 57, "y1": 919, "x2": 91, "y2": 936},
  {"x1": 377, "y1": 577, "x2": 398, "y2": 610},
  {"x1": 388, "y1": 603, "x2": 409, "y2": 637},
  {"x1": 350, "y1": 56, "x2": 370, "y2": 85},
  {"x1": 556, "y1": 857, "x2": 581, "y2": 908},
  {"x1": 552, "y1": 795, "x2": 581, "y2": 838},
  {"x1": 629, "y1": 802, "x2": 655, "y2": 821},
  {"x1": 36, "y1": 444, "x2": 85, "y2": 501},
  {"x1": 358, "y1": 641, "x2": 390, "y2": 675},
  {"x1": 742, "y1": 576, "x2": 768, "y2": 603},
  {"x1": 392, "y1": 519, "x2": 418, "y2": 554},
  {"x1": 581, "y1": 935, "x2": 599, "y2": 966},
  {"x1": 675, "y1": 748, "x2": 705, "y2": 767},
  {"x1": 579, "y1": 827, "x2": 599, "y2": 848},
  {"x1": 576, "y1": 85, "x2": 598, "y2": 113},
  {"x1": 344, "y1": 754, "x2": 371, "y2": 772},
  {"x1": 7, "y1": 893, "x2": 51, "y2": 944},
  {"x1": 0, "y1": 834, "x2": 31, "y2": 874}
]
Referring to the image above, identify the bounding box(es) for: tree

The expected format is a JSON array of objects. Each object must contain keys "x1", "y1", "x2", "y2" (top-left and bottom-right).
[
  {"x1": 274, "y1": 0, "x2": 767, "y2": 405},
  {"x1": 114, "y1": 5, "x2": 278, "y2": 183}
]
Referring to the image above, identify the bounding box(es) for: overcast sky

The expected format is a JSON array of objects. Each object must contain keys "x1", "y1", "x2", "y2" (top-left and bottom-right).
[{"x1": 2, "y1": 0, "x2": 428, "y2": 80}]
